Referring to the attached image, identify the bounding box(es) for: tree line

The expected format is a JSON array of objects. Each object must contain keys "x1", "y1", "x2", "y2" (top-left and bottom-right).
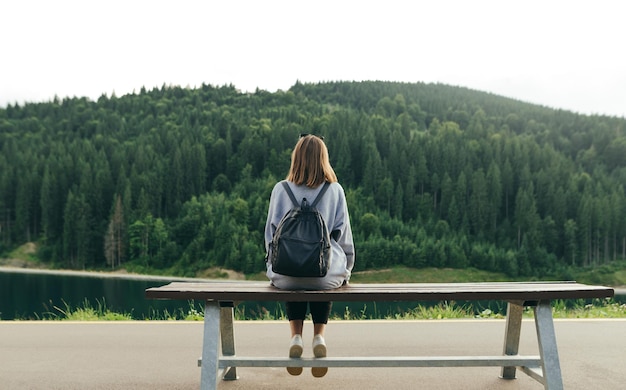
[{"x1": 1, "y1": 81, "x2": 625, "y2": 278}]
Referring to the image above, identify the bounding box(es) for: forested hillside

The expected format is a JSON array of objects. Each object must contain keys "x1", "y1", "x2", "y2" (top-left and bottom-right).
[{"x1": 1, "y1": 81, "x2": 625, "y2": 278}]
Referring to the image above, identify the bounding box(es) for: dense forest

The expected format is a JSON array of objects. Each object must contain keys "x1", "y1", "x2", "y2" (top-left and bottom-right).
[{"x1": 1, "y1": 81, "x2": 625, "y2": 278}]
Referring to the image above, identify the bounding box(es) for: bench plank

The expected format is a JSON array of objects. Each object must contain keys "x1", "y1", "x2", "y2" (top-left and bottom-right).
[{"x1": 145, "y1": 281, "x2": 614, "y2": 302}]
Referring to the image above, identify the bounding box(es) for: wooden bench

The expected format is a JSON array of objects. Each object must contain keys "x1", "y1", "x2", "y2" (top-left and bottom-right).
[{"x1": 145, "y1": 281, "x2": 614, "y2": 390}]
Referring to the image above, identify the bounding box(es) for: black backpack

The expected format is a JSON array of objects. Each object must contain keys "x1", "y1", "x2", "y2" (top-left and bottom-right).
[{"x1": 269, "y1": 182, "x2": 331, "y2": 277}]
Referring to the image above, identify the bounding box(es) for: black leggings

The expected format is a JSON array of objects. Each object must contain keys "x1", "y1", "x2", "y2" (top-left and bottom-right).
[{"x1": 285, "y1": 301, "x2": 332, "y2": 324}]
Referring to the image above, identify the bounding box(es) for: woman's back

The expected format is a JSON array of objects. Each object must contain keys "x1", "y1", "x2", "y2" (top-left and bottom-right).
[{"x1": 265, "y1": 180, "x2": 354, "y2": 290}]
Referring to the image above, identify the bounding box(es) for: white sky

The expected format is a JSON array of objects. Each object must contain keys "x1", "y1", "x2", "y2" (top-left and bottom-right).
[{"x1": 1, "y1": 0, "x2": 625, "y2": 117}]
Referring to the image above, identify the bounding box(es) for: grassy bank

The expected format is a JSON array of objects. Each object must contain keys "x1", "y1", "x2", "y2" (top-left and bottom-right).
[
  {"x1": 348, "y1": 265, "x2": 626, "y2": 286},
  {"x1": 5, "y1": 242, "x2": 626, "y2": 287}
]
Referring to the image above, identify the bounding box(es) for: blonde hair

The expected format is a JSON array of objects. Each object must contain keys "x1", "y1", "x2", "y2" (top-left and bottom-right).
[{"x1": 287, "y1": 135, "x2": 338, "y2": 187}]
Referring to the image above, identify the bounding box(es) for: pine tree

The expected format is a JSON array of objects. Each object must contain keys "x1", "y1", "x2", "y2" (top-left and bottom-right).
[{"x1": 104, "y1": 195, "x2": 126, "y2": 269}]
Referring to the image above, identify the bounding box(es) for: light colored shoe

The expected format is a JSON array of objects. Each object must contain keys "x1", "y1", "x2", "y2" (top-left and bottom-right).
[
  {"x1": 311, "y1": 334, "x2": 328, "y2": 378},
  {"x1": 287, "y1": 335, "x2": 303, "y2": 376}
]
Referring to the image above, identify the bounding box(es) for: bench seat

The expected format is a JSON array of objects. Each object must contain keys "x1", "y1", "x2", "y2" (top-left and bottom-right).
[
  {"x1": 145, "y1": 280, "x2": 612, "y2": 302},
  {"x1": 146, "y1": 281, "x2": 614, "y2": 390}
]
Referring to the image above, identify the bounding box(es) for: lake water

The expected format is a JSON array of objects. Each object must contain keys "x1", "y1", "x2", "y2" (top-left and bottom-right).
[
  {"x1": 0, "y1": 269, "x2": 190, "y2": 320},
  {"x1": 1, "y1": 268, "x2": 623, "y2": 320},
  {"x1": 0, "y1": 268, "x2": 436, "y2": 320}
]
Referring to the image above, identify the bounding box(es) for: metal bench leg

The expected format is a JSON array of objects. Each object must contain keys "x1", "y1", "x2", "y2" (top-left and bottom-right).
[
  {"x1": 220, "y1": 301, "x2": 238, "y2": 380},
  {"x1": 534, "y1": 300, "x2": 563, "y2": 390},
  {"x1": 501, "y1": 300, "x2": 524, "y2": 379},
  {"x1": 200, "y1": 300, "x2": 220, "y2": 390}
]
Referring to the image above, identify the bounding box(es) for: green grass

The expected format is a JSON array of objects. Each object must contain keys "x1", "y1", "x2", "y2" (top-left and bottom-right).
[
  {"x1": 350, "y1": 266, "x2": 511, "y2": 283},
  {"x1": 571, "y1": 261, "x2": 626, "y2": 286},
  {"x1": 387, "y1": 301, "x2": 473, "y2": 320},
  {"x1": 28, "y1": 297, "x2": 625, "y2": 321},
  {"x1": 39, "y1": 299, "x2": 133, "y2": 321},
  {"x1": 0, "y1": 242, "x2": 42, "y2": 268},
  {"x1": 34, "y1": 299, "x2": 206, "y2": 321},
  {"x1": 551, "y1": 299, "x2": 626, "y2": 319},
  {"x1": 334, "y1": 299, "x2": 626, "y2": 320}
]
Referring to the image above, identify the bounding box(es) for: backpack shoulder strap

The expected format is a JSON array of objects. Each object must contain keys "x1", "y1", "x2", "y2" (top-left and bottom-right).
[
  {"x1": 281, "y1": 182, "x2": 299, "y2": 207},
  {"x1": 311, "y1": 182, "x2": 331, "y2": 207}
]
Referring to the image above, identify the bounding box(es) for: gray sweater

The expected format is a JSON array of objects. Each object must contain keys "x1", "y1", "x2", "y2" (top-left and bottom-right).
[{"x1": 264, "y1": 180, "x2": 355, "y2": 290}]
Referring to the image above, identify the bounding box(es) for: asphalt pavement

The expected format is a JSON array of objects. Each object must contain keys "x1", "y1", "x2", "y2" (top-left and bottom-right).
[{"x1": 1, "y1": 319, "x2": 625, "y2": 390}]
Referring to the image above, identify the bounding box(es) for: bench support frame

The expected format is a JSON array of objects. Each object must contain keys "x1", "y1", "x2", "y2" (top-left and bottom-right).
[{"x1": 198, "y1": 299, "x2": 563, "y2": 390}]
